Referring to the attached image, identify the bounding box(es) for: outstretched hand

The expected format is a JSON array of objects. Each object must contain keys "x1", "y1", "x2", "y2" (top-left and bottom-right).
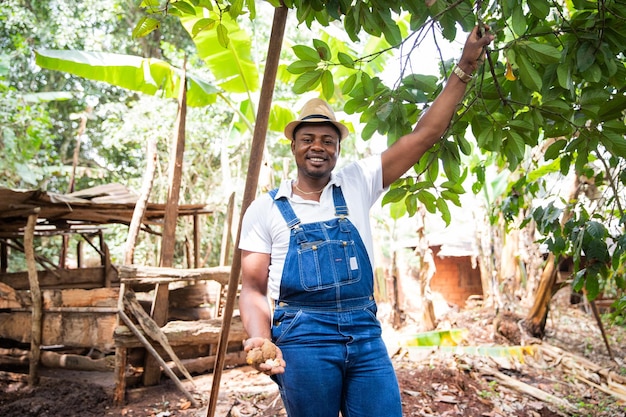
[{"x1": 243, "y1": 337, "x2": 286, "y2": 375}]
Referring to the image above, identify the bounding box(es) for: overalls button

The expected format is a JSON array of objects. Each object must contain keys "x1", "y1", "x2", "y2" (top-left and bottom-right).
[
  {"x1": 312, "y1": 245, "x2": 317, "y2": 250},
  {"x1": 342, "y1": 241, "x2": 347, "y2": 246}
]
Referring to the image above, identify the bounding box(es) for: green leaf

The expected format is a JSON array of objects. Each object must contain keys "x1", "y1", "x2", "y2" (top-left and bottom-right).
[
  {"x1": 342, "y1": 72, "x2": 357, "y2": 95},
  {"x1": 600, "y1": 130, "x2": 626, "y2": 158},
  {"x1": 572, "y1": 269, "x2": 586, "y2": 292},
  {"x1": 287, "y1": 60, "x2": 319, "y2": 74},
  {"x1": 382, "y1": 187, "x2": 407, "y2": 205},
  {"x1": 191, "y1": 18, "x2": 216, "y2": 37},
  {"x1": 181, "y1": 13, "x2": 259, "y2": 94},
  {"x1": 506, "y1": 130, "x2": 527, "y2": 157},
  {"x1": 556, "y1": 63, "x2": 572, "y2": 89},
  {"x1": 380, "y1": 11, "x2": 402, "y2": 46},
  {"x1": 417, "y1": 190, "x2": 437, "y2": 213},
  {"x1": 457, "y1": 135, "x2": 472, "y2": 155},
  {"x1": 517, "y1": 53, "x2": 542, "y2": 91},
  {"x1": 511, "y1": 6, "x2": 527, "y2": 36},
  {"x1": 313, "y1": 39, "x2": 331, "y2": 61},
  {"x1": 528, "y1": 0, "x2": 550, "y2": 18},
  {"x1": 171, "y1": 1, "x2": 196, "y2": 15},
  {"x1": 293, "y1": 45, "x2": 322, "y2": 62},
  {"x1": 216, "y1": 23, "x2": 229, "y2": 48},
  {"x1": 337, "y1": 52, "x2": 355, "y2": 69},
  {"x1": 229, "y1": 0, "x2": 244, "y2": 18},
  {"x1": 293, "y1": 70, "x2": 322, "y2": 94},
  {"x1": 585, "y1": 273, "x2": 601, "y2": 301},
  {"x1": 586, "y1": 221, "x2": 607, "y2": 239},
  {"x1": 436, "y1": 197, "x2": 451, "y2": 225},
  {"x1": 405, "y1": 193, "x2": 418, "y2": 217},
  {"x1": 321, "y1": 70, "x2": 334, "y2": 100},
  {"x1": 34, "y1": 49, "x2": 218, "y2": 107},
  {"x1": 389, "y1": 199, "x2": 407, "y2": 219},
  {"x1": 132, "y1": 16, "x2": 160, "y2": 39},
  {"x1": 524, "y1": 42, "x2": 561, "y2": 64},
  {"x1": 544, "y1": 139, "x2": 567, "y2": 160},
  {"x1": 441, "y1": 190, "x2": 462, "y2": 207},
  {"x1": 362, "y1": 117, "x2": 379, "y2": 140},
  {"x1": 576, "y1": 42, "x2": 596, "y2": 73}
]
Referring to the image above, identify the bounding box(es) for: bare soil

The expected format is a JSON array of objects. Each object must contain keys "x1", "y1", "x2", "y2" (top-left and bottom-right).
[{"x1": 1, "y1": 302, "x2": 625, "y2": 417}]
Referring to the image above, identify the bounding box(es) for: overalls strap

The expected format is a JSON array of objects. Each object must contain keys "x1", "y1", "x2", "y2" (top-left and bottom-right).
[
  {"x1": 269, "y1": 185, "x2": 349, "y2": 229},
  {"x1": 269, "y1": 188, "x2": 301, "y2": 229},
  {"x1": 332, "y1": 185, "x2": 349, "y2": 217}
]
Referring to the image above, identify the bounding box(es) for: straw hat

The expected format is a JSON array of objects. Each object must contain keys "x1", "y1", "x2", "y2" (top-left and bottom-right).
[{"x1": 284, "y1": 98, "x2": 349, "y2": 140}]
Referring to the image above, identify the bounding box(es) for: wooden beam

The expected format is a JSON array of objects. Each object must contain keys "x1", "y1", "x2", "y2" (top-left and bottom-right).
[
  {"x1": 114, "y1": 315, "x2": 247, "y2": 348},
  {"x1": 118, "y1": 265, "x2": 231, "y2": 286},
  {"x1": 1, "y1": 311, "x2": 117, "y2": 350},
  {"x1": 2, "y1": 267, "x2": 119, "y2": 290},
  {"x1": 144, "y1": 60, "x2": 187, "y2": 386},
  {"x1": 207, "y1": 6, "x2": 288, "y2": 417},
  {"x1": 25, "y1": 212, "x2": 42, "y2": 386}
]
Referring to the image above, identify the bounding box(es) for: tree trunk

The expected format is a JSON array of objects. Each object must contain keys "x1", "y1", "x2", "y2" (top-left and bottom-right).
[
  {"x1": 525, "y1": 175, "x2": 580, "y2": 337},
  {"x1": 414, "y1": 206, "x2": 436, "y2": 330}
]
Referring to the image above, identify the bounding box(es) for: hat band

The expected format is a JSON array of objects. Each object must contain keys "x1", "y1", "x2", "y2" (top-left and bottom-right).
[{"x1": 301, "y1": 114, "x2": 332, "y2": 121}]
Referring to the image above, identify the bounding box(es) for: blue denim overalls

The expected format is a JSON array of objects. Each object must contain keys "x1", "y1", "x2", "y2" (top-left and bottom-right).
[{"x1": 269, "y1": 185, "x2": 402, "y2": 417}]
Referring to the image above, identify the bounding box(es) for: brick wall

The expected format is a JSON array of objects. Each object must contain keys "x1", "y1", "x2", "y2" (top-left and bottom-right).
[{"x1": 430, "y1": 254, "x2": 483, "y2": 308}]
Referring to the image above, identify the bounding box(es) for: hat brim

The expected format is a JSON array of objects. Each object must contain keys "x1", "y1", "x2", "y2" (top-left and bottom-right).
[{"x1": 284, "y1": 118, "x2": 349, "y2": 141}]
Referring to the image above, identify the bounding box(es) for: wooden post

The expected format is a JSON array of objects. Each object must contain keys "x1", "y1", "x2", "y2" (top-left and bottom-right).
[
  {"x1": 114, "y1": 135, "x2": 159, "y2": 405},
  {"x1": 144, "y1": 58, "x2": 188, "y2": 386},
  {"x1": 1, "y1": 239, "x2": 7, "y2": 273},
  {"x1": 214, "y1": 192, "x2": 236, "y2": 317},
  {"x1": 25, "y1": 211, "x2": 41, "y2": 386},
  {"x1": 206, "y1": 6, "x2": 288, "y2": 417},
  {"x1": 193, "y1": 214, "x2": 200, "y2": 268}
]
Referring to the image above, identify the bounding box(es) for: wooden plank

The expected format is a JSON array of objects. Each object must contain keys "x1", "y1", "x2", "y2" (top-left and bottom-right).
[
  {"x1": 1, "y1": 267, "x2": 118, "y2": 290},
  {"x1": 42, "y1": 288, "x2": 119, "y2": 308},
  {"x1": 3, "y1": 287, "x2": 118, "y2": 309},
  {"x1": 0, "y1": 311, "x2": 117, "y2": 350},
  {"x1": 118, "y1": 265, "x2": 231, "y2": 286},
  {"x1": 39, "y1": 350, "x2": 115, "y2": 371},
  {"x1": 114, "y1": 316, "x2": 247, "y2": 348},
  {"x1": 0, "y1": 282, "x2": 21, "y2": 308}
]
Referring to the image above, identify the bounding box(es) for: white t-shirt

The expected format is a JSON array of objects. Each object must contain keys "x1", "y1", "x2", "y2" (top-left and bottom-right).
[{"x1": 239, "y1": 155, "x2": 384, "y2": 300}]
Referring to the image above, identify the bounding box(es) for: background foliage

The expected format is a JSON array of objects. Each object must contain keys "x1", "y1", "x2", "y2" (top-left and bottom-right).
[{"x1": 1, "y1": 0, "x2": 624, "y2": 320}]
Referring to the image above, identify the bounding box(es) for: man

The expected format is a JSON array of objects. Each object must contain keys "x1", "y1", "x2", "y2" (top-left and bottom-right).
[{"x1": 238, "y1": 26, "x2": 493, "y2": 417}]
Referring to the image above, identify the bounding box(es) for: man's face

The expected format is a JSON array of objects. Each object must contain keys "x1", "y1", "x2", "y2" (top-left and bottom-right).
[{"x1": 291, "y1": 123, "x2": 340, "y2": 180}]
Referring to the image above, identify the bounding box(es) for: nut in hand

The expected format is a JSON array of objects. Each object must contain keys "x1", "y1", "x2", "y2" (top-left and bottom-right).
[{"x1": 246, "y1": 339, "x2": 277, "y2": 366}]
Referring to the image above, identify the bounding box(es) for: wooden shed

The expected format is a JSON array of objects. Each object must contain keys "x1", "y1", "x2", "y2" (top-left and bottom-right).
[{"x1": 0, "y1": 184, "x2": 246, "y2": 402}]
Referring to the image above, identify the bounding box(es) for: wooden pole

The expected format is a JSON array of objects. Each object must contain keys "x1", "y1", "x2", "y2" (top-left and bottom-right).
[
  {"x1": 205, "y1": 6, "x2": 289, "y2": 417},
  {"x1": 25, "y1": 211, "x2": 41, "y2": 386},
  {"x1": 114, "y1": 135, "x2": 159, "y2": 405},
  {"x1": 144, "y1": 58, "x2": 188, "y2": 386}
]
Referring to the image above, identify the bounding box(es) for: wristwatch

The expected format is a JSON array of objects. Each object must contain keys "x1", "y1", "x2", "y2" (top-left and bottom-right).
[{"x1": 453, "y1": 64, "x2": 473, "y2": 83}]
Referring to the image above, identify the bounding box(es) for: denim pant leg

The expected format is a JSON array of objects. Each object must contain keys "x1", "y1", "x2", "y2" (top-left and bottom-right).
[
  {"x1": 272, "y1": 309, "x2": 346, "y2": 417},
  {"x1": 274, "y1": 341, "x2": 345, "y2": 417},
  {"x1": 341, "y1": 336, "x2": 402, "y2": 417},
  {"x1": 272, "y1": 307, "x2": 402, "y2": 417}
]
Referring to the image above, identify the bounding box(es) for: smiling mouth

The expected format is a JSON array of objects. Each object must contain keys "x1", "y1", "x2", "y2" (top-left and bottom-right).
[{"x1": 308, "y1": 156, "x2": 326, "y2": 163}]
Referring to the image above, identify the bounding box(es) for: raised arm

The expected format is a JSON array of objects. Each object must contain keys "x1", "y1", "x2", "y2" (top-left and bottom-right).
[{"x1": 381, "y1": 25, "x2": 494, "y2": 188}]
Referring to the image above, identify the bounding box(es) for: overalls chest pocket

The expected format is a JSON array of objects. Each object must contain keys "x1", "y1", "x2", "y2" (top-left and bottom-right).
[{"x1": 295, "y1": 219, "x2": 361, "y2": 291}]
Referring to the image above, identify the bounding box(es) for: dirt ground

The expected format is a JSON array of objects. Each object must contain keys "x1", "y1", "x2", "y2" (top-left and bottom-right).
[{"x1": 1, "y1": 301, "x2": 625, "y2": 417}]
